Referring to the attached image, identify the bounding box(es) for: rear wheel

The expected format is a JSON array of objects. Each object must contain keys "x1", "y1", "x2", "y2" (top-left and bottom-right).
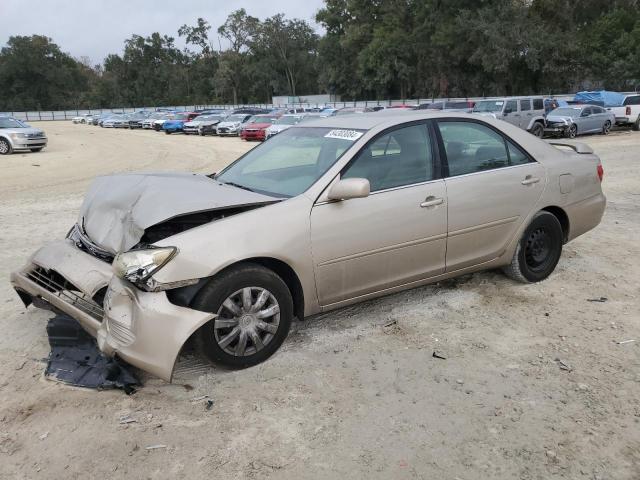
[
  {"x1": 530, "y1": 122, "x2": 544, "y2": 138},
  {"x1": 633, "y1": 116, "x2": 640, "y2": 131},
  {"x1": 0, "y1": 138, "x2": 12, "y2": 155},
  {"x1": 503, "y1": 211, "x2": 563, "y2": 283},
  {"x1": 193, "y1": 264, "x2": 293, "y2": 368},
  {"x1": 602, "y1": 120, "x2": 611, "y2": 135}
]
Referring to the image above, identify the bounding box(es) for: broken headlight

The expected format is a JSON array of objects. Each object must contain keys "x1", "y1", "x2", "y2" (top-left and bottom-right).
[{"x1": 113, "y1": 247, "x2": 177, "y2": 288}]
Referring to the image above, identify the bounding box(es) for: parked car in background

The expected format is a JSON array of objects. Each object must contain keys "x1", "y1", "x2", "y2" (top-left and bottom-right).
[
  {"x1": 216, "y1": 114, "x2": 253, "y2": 136},
  {"x1": 240, "y1": 115, "x2": 281, "y2": 141},
  {"x1": 72, "y1": 114, "x2": 93, "y2": 124},
  {"x1": 232, "y1": 107, "x2": 271, "y2": 115},
  {"x1": 127, "y1": 112, "x2": 150, "y2": 129},
  {"x1": 265, "y1": 114, "x2": 306, "y2": 139},
  {"x1": 101, "y1": 114, "x2": 123, "y2": 128},
  {"x1": 141, "y1": 112, "x2": 165, "y2": 129},
  {"x1": 152, "y1": 113, "x2": 175, "y2": 131},
  {"x1": 335, "y1": 107, "x2": 375, "y2": 115},
  {"x1": 162, "y1": 112, "x2": 198, "y2": 134},
  {"x1": 545, "y1": 105, "x2": 615, "y2": 138},
  {"x1": 0, "y1": 117, "x2": 47, "y2": 154},
  {"x1": 473, "y1": 97, "x2": 547, "y2": 137},
  {"x1": 183, "y1": 114, "x2": 227, "y2": 135},
  {"x1": 607, "y1": 94, "x2": 640, "y2": 130},
  {"x1": 10, "y1": 111, "x2": 606, "y2": 380},
  {"x1": 417, "y1": 101, "x2": 475, "y2": 112}
]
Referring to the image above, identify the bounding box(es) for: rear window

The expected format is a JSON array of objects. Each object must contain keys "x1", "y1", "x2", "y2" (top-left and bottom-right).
[{"x1": 624, "y1": 95, "x2": 640, "y2": 106}]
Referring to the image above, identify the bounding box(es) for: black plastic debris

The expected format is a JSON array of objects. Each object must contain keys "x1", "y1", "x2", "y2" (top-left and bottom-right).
[
  {"x1": 587, "y1": 297, "x2": 608, "y2": 303},
  {"x1": 45, "y1": 314, "x2": 139, "y2": 394}
]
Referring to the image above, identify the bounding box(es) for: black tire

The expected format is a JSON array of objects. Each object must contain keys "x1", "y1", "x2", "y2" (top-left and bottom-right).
[
  {"x1": 503, "y1": 211, "x2": 563, "y2": 283},
  {"x1": 193, "y1": 263, "x2": 293, "y2": 368},
  {"x1": 530, "y1": 122, "x2": 544, "y2": 138},
  {"x1": 164, "y1": 130, "x2": 171, "y2": 135},
  {"x1": 565, "y1": 124, "x2": 578, "y2": 139},
  {"x1": 633, "y1": 116, "x2": 640, "y2": 131},
  {"x1": 0, "y1": 138, "x2": 12, "y2": 155},
  {"x1": 602, "y1": 120, "x2": 611, "y2": 135},
  {"x1": 30, "y1": 147, "x2": 43, "y2": 152}
]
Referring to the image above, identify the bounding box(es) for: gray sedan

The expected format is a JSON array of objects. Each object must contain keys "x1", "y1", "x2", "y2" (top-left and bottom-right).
[
  {"x1": 0, "y1": 117, "x2": 47, "y2": 154},
  {"x1": 545, "y1": 105, "x2": 615, "y2": 138}
]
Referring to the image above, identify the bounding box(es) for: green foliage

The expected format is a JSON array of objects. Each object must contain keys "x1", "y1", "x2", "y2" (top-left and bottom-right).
[{"x1": 1, "y1": 1, "x2": 640, "y2": 110}]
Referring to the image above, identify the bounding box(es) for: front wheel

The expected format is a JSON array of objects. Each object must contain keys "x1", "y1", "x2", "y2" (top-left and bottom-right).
[
  {"x1": 30, "y1": 147, "x2": 43, "y2": 152},
  {"x1": 0, "y1": 138, "x2": 12, "y2": 155},
  {"x1": 164, "y1": 130, "x2": 171, "y2": 135},
  {"x1": 503, "y1": 211, "x2": 563, "y2": 283},
  {"x1": 193, "y1": 264, "x2": 293, "y2": 368},
  {"x1": 565, "y1": 124, "x2": 577, "y2": 139},
  {"x1": 530, "y1": 122, "x2": 544, "y2": 138},
  {"x1": 602, "y1": 120, "x2": 611, "y2": 135}
]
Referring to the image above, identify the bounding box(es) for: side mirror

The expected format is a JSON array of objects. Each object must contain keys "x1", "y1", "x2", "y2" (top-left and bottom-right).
[{"x1": 327, "y1": 178, "x2": 370, "y2": 201}]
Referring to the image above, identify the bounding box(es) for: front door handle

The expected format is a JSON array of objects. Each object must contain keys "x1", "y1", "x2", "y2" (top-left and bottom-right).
[
  {"x1": 521, "y1": 175, "x2": 540, "y2": 185},
  {"x1": 420, "y1": 196, "x2": 444, "y2": 208}
]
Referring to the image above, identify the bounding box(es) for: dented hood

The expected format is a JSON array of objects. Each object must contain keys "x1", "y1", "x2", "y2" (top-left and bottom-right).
[{"x1": 79, "y1": 172, "x2": 276, "y2": 253}]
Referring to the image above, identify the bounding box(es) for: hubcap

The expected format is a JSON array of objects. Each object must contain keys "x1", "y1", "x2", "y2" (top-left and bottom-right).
[
  {"x1": 524, "y1": 227, "x2": 551, "y2": 271},
  {"x1": 214, "y1": 287, "x2": 280, "y2": 357},
  {"x1": 0, "y1": 141, "x2": 8, "y2": 154}
]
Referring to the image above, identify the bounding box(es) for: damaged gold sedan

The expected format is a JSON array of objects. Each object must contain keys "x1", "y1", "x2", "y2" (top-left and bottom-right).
[{"x1": 11, "y1": 112, "x2": 606, "y2": 381}]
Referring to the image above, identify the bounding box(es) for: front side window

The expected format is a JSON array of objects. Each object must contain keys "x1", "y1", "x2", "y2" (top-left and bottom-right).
[
  {"x1": 437, "y1": 121, "x2": 530, "y2": 176},
  {"x1": 216, "y1": 127, "x2": 360, "y2": 197},
  {"x1": 533, "y1": 98, "x2": 544, "y2": 110},
  {"x1": 505, "y1": 100, "x2": 518, "y2": 113},
  {"x1": 342, "y1": 124, "x2": 434, "y2": 192}
]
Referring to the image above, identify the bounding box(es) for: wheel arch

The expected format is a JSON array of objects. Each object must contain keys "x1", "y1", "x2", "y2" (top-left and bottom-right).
[
  {"x1": 168, "y1": 257, "x2": 306, "y2": 322},
  {"x1": 540, "y1": 206, "x2": 569, "y2": 243}
]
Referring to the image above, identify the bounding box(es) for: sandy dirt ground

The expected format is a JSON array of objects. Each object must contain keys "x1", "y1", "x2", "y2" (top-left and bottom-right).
[{"x1": 0, "y1": 122, "x2": 638, "y2": 480}]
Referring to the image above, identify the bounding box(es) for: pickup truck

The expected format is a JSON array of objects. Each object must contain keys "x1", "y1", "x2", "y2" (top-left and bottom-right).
[{"x1": 608, "y1": 94, "x2": 640, "y2": 130}]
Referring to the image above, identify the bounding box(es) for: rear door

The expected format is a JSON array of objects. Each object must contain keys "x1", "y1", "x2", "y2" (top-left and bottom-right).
[
  {"x1": 503, "y1": 99, "x2": 520, "y2": 127},
  {"x1": 436, "y1": 119, "x2": 545, "y2": 271},
  {"x1": 519, "y1": 99, "x2": 532, "y2": 129}
]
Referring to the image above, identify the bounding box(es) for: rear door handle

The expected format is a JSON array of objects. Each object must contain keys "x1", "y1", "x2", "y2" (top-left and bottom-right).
[
  {"x1": 521, "y1": 176, "x2": 540, "y2": 185},
  {"x1": 420, "y1": 196, "x2": 444, "y2": 208}
]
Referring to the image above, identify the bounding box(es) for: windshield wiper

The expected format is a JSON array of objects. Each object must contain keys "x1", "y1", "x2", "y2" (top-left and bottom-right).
[{"x1": 221, "y1": 181, "x2": 255, "y2": 193}]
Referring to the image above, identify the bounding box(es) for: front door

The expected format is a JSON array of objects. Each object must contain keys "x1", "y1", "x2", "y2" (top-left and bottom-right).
[
  {"x1": 436, "y1": 120, "x2": 545, "y2": 271},
  {"x1": 310, "y1": 123, "x2": 447, "y2": 306}
]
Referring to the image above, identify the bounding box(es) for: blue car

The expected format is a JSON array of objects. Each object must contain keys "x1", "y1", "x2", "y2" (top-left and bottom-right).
[{"x1": 162, "y1": 112, "x2": 196, "y2": 134}]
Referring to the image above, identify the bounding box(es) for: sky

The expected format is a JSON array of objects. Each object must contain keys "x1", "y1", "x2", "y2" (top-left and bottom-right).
[{"x1": 0, "y1": 0, "x2": 327, "y2": 64}]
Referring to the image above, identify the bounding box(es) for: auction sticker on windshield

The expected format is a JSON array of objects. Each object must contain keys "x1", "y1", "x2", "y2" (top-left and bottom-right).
[{"x1": 324, "y1": 129, "x2": 364, "y2": 141}]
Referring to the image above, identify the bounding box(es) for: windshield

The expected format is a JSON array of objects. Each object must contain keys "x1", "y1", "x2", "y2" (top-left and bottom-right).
[
  {"x1": 216, "y1": 127, "x2": 364, "y2": 197},
  {"x1": 173, "y1": 113, "x2": 189, "y2": 120},
  {"x1": 473, "y1": 100, "x2": 504, "y2": 113},
  {"x1": 550, "y1": 108, "x2": 581, "y2": 117},
  {"x1": 0, "y1": 118, "x2": 26, "y2": 128},
  {"x1": 276, "y1": 116, "x2": 302, "y2": 125},
  {"x1": 248, "y1": 116, "x2": 278, "y2": 124},
  {"x1": 224, "y1": 115, "x2": 247, "y2": 122}
]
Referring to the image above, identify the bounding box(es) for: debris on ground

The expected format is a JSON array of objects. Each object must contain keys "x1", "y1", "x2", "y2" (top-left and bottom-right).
[
  {"x1": 145, "y1": 444, "x2": 167, "y2": 451},
  {"x1": 555, "y1": 358, "x2": 573, "y2": 372},
  {"x1": 38, "y1": 432, "x2": 48, "y2": 441},
  {"x1": 383, "y1": 319, "x2": 398, "y2": 328},
  {"x1": 206, "y1": 399, "x2": 214, "y2": 410},
  {"x1": 616, "y1": 339, "x2": 635, "y2": 345},
  {"x1": 44, "y1": 315, "x2": 139, "y2": 394},
  {"x1": 432, "y1": 351, "x2": 447, "y2": 360},
  {"x1": 190, "y1": 395, "x2": 209, "y2": 403},
  {"x1": 119, "y1": 415, "x2": 137, "y2": 425},
  {"x1": 586, "y1": 297, "x2": 608, "y2": 302}
]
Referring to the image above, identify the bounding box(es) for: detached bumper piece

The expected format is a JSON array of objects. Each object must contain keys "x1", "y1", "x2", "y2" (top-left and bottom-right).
[{"x1": 45, "y1": 314, "x2": 139, "y2": 394}]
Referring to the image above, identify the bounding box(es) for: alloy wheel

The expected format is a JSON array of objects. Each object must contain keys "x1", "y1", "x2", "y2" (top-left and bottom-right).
[
  {"x1": 214, "y1": 287, "x2": 280, "y2": 357},
  {"x1": 0, "y1": 139, "x2": 10, "y2": 154}
]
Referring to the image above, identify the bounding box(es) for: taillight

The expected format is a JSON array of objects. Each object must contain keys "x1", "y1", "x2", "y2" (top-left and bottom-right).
[
  {"x1": 597, "y1": 164, "x2": 604, "y2": 182},
  {"x1": 626, "y1": 106, "x2": 631, "y2": 116}
]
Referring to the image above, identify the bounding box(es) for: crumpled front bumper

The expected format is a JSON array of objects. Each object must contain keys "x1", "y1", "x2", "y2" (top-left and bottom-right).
[{"x1": 10, "y1": 239, "x2": 214, "y2": 382}]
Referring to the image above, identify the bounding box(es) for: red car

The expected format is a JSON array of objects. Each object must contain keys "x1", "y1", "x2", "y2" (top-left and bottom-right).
[{"x1": 240, "y1": 115, "x2": 280, "y2": 141}]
